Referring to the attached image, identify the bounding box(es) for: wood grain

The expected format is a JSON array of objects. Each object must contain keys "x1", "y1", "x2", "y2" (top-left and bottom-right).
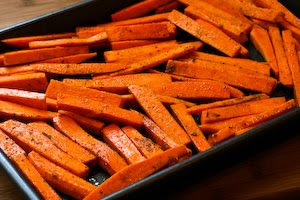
[{"x1": 0, "y1": 1, "x2": 300, "y2": 200}]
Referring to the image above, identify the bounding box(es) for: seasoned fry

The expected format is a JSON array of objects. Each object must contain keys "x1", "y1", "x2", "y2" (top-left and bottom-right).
[
  {"x1": 102, "y1": 124, "x2": 146, "y2": 164},
  {"x1": 111, "y1": 40, "x2": 162, "y2": 50},
  {"x1": 28, "y1": 122, "x2": 97, "y2": 166},
  {"x1": 171, "y1": 104, "x2": 211, "y2": 152},
  {"x1": 156, "y1": 1, "x2": 182, "y2": 14},
  {"x1": 53, "y1": 115, "x2": 128, "y2": 175},
  {"x1": 38, "y1": 53, "x2": 97, "y2": 64},
  {"x1": 128, "y1": 85, "x2": 190, "y2": 145}
]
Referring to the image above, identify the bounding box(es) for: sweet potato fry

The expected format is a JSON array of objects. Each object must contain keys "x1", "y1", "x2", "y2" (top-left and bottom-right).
[
  {"x1": 171, "y1": 104, "x2": 211, "y2": 152},
  {"x1": 39, "y1": 53, "x2": 97, "y2": 64},
  {"x1": 1, "y1": 32, "x2": 76, "y2": 48},
  {"x1": 46, "y1": 98, "x2": 57, "y2": 111},
  {"x1": 108, "y1": 42, "x2": 198, "y2": 76},
  {"x1": 269, "y1": 26, "x2": 293, "y2": 87},
  {"x1": 168, "y1": 10, "x2": 242, "y2": 57},
  {"x1": 102, "y1": 124, "x2": 146, "y2": 164},
  {"x1": 150, "y1": 81, "x2": 231, "y2": 100},
  {"x1": 104, "y1": 40, "x2": 179, "y2": 63},
  {"x1": 28, "y1": 122, "x2": 97, "y2": 166},
  {"x1": 63, "y1": 73, "x2": 172, "y2": 94},
  {"x1": 200, "y1": 115, "x2": 256, "y2": 134},
  {"x1": 0, "y1": 65, "x2": 35, "y2": 76},
  {"x1": 253, "y1": 0, "x2": 300, "y2": 29},
  {"x1": 121, "y1": 126, "x2": 163, "y2": 158},
  {"x1": 184, "y1": 4, "x2": 250, "y2": 43},
  {"x1": 0, "y1": 131, "x2": 61, "y2": 200},
  {"x1": 0, "y1": 72, "x2": 48, "y2": 92},
  {"x1": 209, "y1": 100, "x2": 296, "y2": 145},
  {"x1": 188, "y1": 93, "x2": 269, "y2": 115},
  {"x1": 156, "y1": 1, "x2": 182, "y2": 14},
  {"x1": 201, "y1": 97, "x2": 286, "y2": 123},
  {"x1": 111, "y1": 40, "x2": 162, "y2": 50},
  {"x1": 76, "y1": 13, "x2": 169, "y2": 34},
  {"x1": 83, "y1": 145, "x2": 191, "y2": 200},
  {"x1": 280, "y1": 20, "x2": 300, "y2": 41},
  {"x1": 53, "y1": 115, "x2": 128, "y2": 175},
  {"x1": 29, "y1": 32, "x2": 108, "y2": 48},
  {"x1": 0, "y1": 100, "x2": 56, "y2": 121},
  {"x1": 183, "y1": 52, "x2": 270, "y2": 76},
  {"x1": 226, "y1": 0, "x2": 284, "y2": 22},
  {"x1": 0, "y1": 120, "x2": 89, "y2": 178},
  {"x1": 0, "y1": 88, "x2": 46, "y2": 110},
  {"x1": 58, "y1": 110, "x2": 104, "y2": 136},
  {"x1": 111, "y1": 0, "x2": 174, "y2": 21},
  {"x1": 3, "y1": 46, "x2": 89, "y2": 66},
  {"x1": 46, "y1": 80, "x2": 123, "y2": 107},
  {"x1": 250, "y1": 25, "x2": 279, "y2": 77},
  {"x1": 57, "y1": 94, "x2": 143, "y2": 128},
  {"x1": 128, "y1": 85, "x2": 190, "y2": 145},
  {"x1": 166, "y1": 60, "x2": 277, "y2": 94},
  {"x1": 282, "y1": 30, "x2": 300, "y2": 106},
  {"x1": 28, "y1": 151, "x2": 96, "y2": 200}
]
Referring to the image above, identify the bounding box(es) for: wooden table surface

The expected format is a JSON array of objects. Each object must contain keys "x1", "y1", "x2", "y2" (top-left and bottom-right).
[{"x1": 0, "y1": 1, "x2": 300, "y2": 200}]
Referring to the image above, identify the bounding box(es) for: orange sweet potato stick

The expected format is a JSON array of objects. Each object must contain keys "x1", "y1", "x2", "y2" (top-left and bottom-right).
[
  {"x1": 184, "y1": 5, "x2": 249, "y2": 43},
  {"x1": 1, "y1": 32, "x2": 76, "y2": 48},
  {"x1": 156, "y1": 1, "x2": 182, "y2": 14},
  {"x1": 29, "y1": 63, "x2": 126, "y2": 75},
  {"x1": 104, "y1": 40, "x2": 179, "y2": 63},
  {"x1": 101, "y1": 124, "x2": 146, "y2": 164},
  {"x1": 0, "y1": 130, "x2": 61, "y2": 200},
  {"x1": 168, "y1": 10, "x2": 242, "y2": 57},
  {"x1": 3, "y1": 46, "x2": 89, "y2": 66},
  {"x1": 29, "y1": 32, "x2": 108, "y2": 48},
  {"x1": 28, "y1": 151, "x2": 96, "y2": 200},
  {"x1": 63, "y1": 73, "x2": 172, "y2": 94},
  {"x1": 269, "y1": 26, "x2": 293, "y2": 87},
  {"x1": 226, "y1": 0, "x2": 284, "y2": 22},
  {"x1": 0, "y1": 100, "x2": 56, "y2": 121},
  {"x1": 111, "y1": 40, "x2": 162, "y2": 50},
  {"x1": 171, "y1": 103, "x2": 211, "y2": 152},
  {"x1": 282, "y1": 30, "x2": 300, "y2": 106},
  {"x1": 0, "y1": 120, "x2": 89, "y2": 178},
  {"x1": 150, "y1": 81, "x2": 231, "y2": 100},
  {"x1": 199, "y1": 115, "x2": 256, "y2": 134},
  {"x1": 253, "y1": 0, "x2": 300, "y2": 29},
  {"x1": 77, "y1": 13, "x2": 169, "y2": 33},
  {"x1": 208, "y1": 100, "x2": 296, "y2": 145},
  {"x1": 107, "y1": 42, "x2": 197, "y2": 76},
  {"x1": 38, "y1": 53, "x2": 97, "y2": 64},
  {"x1": 0, "y1": 65, "x2": 35, "y2": 76},
  {"x1": 58, "y1": 110, "x2": 104, "y2": 136},
  {"x1": 166, "y1": 60, "x2": 277, "y2": 94},
  {"x1": 235, "y1": 125, "x2": 259, "y2": 136},
  {"x1": 121, "y1": 126, "x2": 163, "y2": 158},
  {"x1": 201, "y1": 97, "x2": 286, "y2": 123},
  {"x1": 83, "y1": 145, "x2": 192, "y2": 200},
  {"x1": 0, "y1": 88, "x2": 47, "y2": 110},
  {"x1": 142, "y1": 115, "x2": 179, "y2": 150},
  {"x1": 183, "y1": 52, "x2": 271, "y2": 76},
  {"x1": 78, "y1": 22, "x2": 176, "y2": 39},
  {"x1": 250, "y1": 25, "x2": 279, "y2": 77},
  {"x1": 57, "y1": 93, "x2": 143, "y2": 128},
  {"x1": 46, "y1": 80, "x2": 123, "y2": 107},
  {"x1": 53, "y1": 115, "x2": 128, "y2": 175},
  {"x1": 28, "y1": 122, "x2": 97, "y2": 166},
  {"x1": 0, "y1": 72, "x2": 48, "y2": 92},
  {"x1": 188, "y1": 93, "x2": 269, "y2": 115},
  {"x1": 128, "y1": 85, "x2": 191, "y2": 146},
  {"x1": 111, "y1": 0, "x2": 174, "y2": 21}
]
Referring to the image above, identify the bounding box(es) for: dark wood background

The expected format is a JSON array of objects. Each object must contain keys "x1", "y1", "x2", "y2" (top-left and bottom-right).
[{"x1": 0, "y1": 1, "x2": 299, "y2": 200}]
